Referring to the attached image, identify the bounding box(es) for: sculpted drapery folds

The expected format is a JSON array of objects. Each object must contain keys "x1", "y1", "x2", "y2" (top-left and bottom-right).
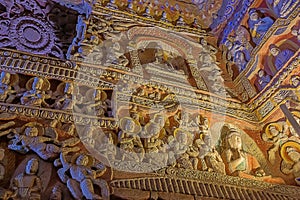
[
  {"x1": 247, "y1": 9, "x2": 274, "y2": 45},
  {"x1": 11, "y1": 158, "x2": 42, "y2": 200},
  {"x1": 221, "y1": 125, "x2": 285, "y2": 184}
]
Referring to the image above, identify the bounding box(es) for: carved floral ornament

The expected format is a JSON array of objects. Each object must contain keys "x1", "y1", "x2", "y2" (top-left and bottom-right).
[{"x1": 0, "y1": 0, "x2": 78, "y2": 59}]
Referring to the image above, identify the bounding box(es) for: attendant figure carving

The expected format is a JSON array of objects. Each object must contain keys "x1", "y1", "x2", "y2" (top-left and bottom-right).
[
  {"x1": 194, "y1": 135, "x2": 211, "y2": 171},
  {"x1": 83, "y1": 89, "x2": 109, "y2": 117},
  {"x1": 269, "y1": 44, "x2": 294, "y2": 71},
  {"x1": 143, "y1": 122, "x2": 164, "y2": 166},
  {"x1": 204, "y1": 147, "x2": 226, "y2": 174},
  {"x1": 52, "y1": 82, "x2": 81, "y2": 111},
  {"x1": 262, "y1": 123, "x2": 289, "y2": 164},
  {"x1": 233, "y1": 51, "x2": 247, "y2": 72},
  {"x1": 168, "y1": 128, "x2": 197, "y2": 170},
  {"x1": 0, "y1": 71, "x2": 18, "y2": 103},
  {"x1": 20, "y1": 77, "x2": 51, "y2": 107},
  {"x1": 247, "y1": 9, "x2": 274, "y2": 45}
]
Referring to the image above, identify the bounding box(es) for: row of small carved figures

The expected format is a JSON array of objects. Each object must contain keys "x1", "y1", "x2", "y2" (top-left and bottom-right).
[
  {"x1": 101, "y1": 0, "x2": 202, "y2": 28},
  {"x1": 0, "y1": 72, "x2": 112, "y2": 116},
  {"x1": 0, "y1": 120, "x2": 110, "y2": 200}
]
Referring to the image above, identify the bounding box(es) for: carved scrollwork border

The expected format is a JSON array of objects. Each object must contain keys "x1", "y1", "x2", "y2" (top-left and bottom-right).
[{"x1": 0, "y1": 103, "x2": 118, "y2": 128}]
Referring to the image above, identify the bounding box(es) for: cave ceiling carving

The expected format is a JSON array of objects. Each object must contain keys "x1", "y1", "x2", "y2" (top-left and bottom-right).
[{"x1": 0, "y1": 1, "x2": 299, "y2": 199}]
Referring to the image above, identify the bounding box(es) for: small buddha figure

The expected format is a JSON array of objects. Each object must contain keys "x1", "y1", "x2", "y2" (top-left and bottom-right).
[
  {"x1": 160, "y1": 11, "x2": 169, "y2": 23},
  {"x1": 11, "y1": 158, "x2": 42, "y2": 199},
  {"x1": 221, "y1": 126, "x2": 285, "y2": 184},
  {"x1": 269, "y1": 44, "x2": 294, "y2": 71},
  {"x1": 280, "y1": 142, "x2": 300, "y2": 185},
  {"x1": 194, "y1": 135, "x2": 211, "y2": 171},
  {"x1": 0, "y1": 71, "x2": 16, "y2": 103},
  {"x1": 58, "y1": 152, "x2": 109, "y2": 200},
  {"x1": 142, "y1": 6, "x2": 153, "y2": 18},
  {"x1": 52, "y1": 82, "x2": 81, "y2": 111},
  {"x1": 20, "y1": 77, "x2": 51, "y2": 107},
  {"x1": 255, "y1": 69, "x2": 271, "y2": 91},
  {"x1": 83, "y1": 89, "x2": 109, "y2": 117},
  {"x1": 176, "y1": 16, "x2": 186, "y2": 26},
  {"x1": 247, "y1": 9, "x2": 274, "y2": 45}
]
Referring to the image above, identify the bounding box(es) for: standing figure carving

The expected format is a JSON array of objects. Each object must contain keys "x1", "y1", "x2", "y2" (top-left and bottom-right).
[
  {"x1": 11, "y1": 158, "x2": 41, "y2": 200},
  {"x1": 118, "y1": 117, "x2": 144, "y2": 162}
]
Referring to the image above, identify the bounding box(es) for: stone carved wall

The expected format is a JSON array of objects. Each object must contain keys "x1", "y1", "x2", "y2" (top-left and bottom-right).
[{"x1": 0, "y1": 0, "x2": 299, "y2": 199}]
